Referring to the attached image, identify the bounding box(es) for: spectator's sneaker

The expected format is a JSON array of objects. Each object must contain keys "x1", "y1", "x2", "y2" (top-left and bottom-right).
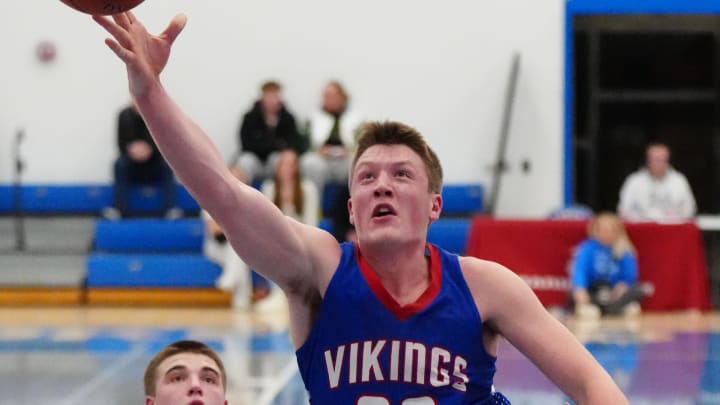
[
  {"x1": 253, "y1": 287, "x2": 286, "y2": 312},
  {"x1": 216, "y1": 271, "x2": 239, "y2": 292},
  {"x1": 251, "y1": 285, "x2": 270, "y2": 303},
  {"x1": 575, "y1": 303, "x2": 601, "y2": 320},
  {"x1": 164, "y1": 207, "x2": 184, "y2": 220},
  {"x1": 622, "y1": 302, "x2": 642, "y2": 317},
  {"x1": 101, "y1": 207, "x2": 121, "y2": 220}
]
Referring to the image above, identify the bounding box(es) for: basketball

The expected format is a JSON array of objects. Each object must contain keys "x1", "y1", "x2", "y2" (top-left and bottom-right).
[{"x1": 59, "y1": 0, "x2": 145, "y2": 15}]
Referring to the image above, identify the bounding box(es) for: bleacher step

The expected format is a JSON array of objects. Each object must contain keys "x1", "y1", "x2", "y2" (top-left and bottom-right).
[
  {"x1": 0, "y1": 287, "x2": 83, "y2": 305},
  {"x1": 86, "y1": 288, "x2": 231, "y2": 307},
  {"x1": 93, "y1": 218, "x2": 204, "y2": 253},
  {"x1": 0, "y1": 254, "x2": 86, "y2": 287},
  {"x1": 86, "y1": 254, "x2": 221, "y2": 287},
  {"x1": 0, "y1": 217, "x2": 94, "y2": 253}
]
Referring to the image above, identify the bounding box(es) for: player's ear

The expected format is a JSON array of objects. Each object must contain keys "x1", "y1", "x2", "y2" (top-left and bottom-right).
[
  {"x1": 348, "y1": 198, "x2": 355, "y2": 225},
  {"x1": 429, "y1": 193, "x2": 442, "y2": 222}
]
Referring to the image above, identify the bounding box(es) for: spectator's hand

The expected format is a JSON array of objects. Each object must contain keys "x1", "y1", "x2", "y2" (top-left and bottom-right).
[
  {"x1": 205, "y1": 217, "x2": 224, "y2": 236},
  {"x1": 93, "y1": 12, "x2": 187, "y2": 98},
  {"x1": 127, "y1": 140, "x2": 153, "y2": 162},
  {"x1": 611, "y1": 282, "x2": 629, "y2": 301}
]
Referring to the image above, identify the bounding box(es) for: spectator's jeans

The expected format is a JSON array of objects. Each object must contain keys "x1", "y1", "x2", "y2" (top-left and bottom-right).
[
  {"x1": 588, "y1": 281, "x2": 647, "y2": 315},
  {"x1": 113, "y1": 155, "x2": 175, "y2": 216}
]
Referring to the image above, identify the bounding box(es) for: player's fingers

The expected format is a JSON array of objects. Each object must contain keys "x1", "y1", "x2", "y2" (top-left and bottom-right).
[
  {"x1": 162, "y1": 13, "x2": 187, "y2": 46},
  {"x1": 113, "y1": 12, "x2": 132, "y2": 30},
  {"x1": 104, "y1": 38, "x2": 135, "y2": 65},
  {"x1": 93, "y1": 14, "x2": 118, "y2": 33},
  {"x1": 93, "y1": 15, "x2": 133, "y2": 45},
  {"x1": 126, "y1": 10, "x2": 137, "y2": 24}
]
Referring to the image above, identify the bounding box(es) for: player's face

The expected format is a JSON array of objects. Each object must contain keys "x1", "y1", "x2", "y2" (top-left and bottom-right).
[
  {"x1": 348, "y1": 144, "x2": 441, "y2": 248},
  {"x1": 147, "y1": 353, "x2": 227, "y2": 405}
]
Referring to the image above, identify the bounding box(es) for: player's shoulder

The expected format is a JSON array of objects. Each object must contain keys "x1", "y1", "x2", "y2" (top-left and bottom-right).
[
  {"x1": 285, "y1": 220, "x2": 342, "y2": 295},
  {"x1": 457, "y1": 255, "x2": 541, "y2": 322},
  {"x1": 457, "y1": 255, "x2": 523, "y2": 290},
  {"x1": 458, "y1": 255, "x2": 503, "y2": 271}
]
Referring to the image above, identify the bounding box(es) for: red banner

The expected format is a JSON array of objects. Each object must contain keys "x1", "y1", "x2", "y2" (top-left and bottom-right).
[{"x1": 466, "y1": 217, "x2": 711, "y2": 311}]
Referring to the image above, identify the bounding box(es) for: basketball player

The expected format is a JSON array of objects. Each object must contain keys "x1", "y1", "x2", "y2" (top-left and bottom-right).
[
  {"x1": 94, "y1": 12, "x2": 629, "y2": 404},
  {"x1": 144, "y1": 340, "x2": 227, "y2": 405}
]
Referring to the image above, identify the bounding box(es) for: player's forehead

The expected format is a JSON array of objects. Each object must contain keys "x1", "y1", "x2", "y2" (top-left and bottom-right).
[
  {"x1": 355, "y1": 144, "x2": 423, "y2": 168},
  {"x1": 157, "y1": 352, "x2": 219, "y2": 375}
]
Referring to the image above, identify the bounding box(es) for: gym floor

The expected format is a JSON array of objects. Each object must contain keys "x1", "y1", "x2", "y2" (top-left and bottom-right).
[{"x1": 0, "y1": 307, "x2": 716, "y2": 404}]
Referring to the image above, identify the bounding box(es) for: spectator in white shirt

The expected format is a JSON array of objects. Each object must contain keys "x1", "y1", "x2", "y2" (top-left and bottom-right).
[{"x1": 618, "y1": 142, "x2": 696, "y2": 223}]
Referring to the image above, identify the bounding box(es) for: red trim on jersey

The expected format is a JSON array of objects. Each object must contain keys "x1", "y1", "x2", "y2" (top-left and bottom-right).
[{"x1": 355, "y1": 243, "x2": 442, "y2": 321}]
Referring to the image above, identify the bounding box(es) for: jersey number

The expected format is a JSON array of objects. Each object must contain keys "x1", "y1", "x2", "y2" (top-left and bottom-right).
[{"x1": 357, "y1": 395, "x2": 436, "y2": 405}]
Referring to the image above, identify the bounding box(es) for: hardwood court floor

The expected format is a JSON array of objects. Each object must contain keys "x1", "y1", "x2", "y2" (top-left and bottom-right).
[{"x1": 0, "y1": 307, "x2": 717, "y2": 404}]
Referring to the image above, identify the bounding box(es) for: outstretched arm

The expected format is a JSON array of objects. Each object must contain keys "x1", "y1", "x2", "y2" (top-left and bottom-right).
[
  {"x1": 462, "y1": 258, "x2": 629, "y2": 405},
  {"x1": 93, "y1": 13, "x2": 339, "y2": 290}
]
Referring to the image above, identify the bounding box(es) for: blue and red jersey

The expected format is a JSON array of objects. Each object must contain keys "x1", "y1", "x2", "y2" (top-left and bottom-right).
[{"x1": 296, "y1": 242, "x2": 508, "y2": 404}]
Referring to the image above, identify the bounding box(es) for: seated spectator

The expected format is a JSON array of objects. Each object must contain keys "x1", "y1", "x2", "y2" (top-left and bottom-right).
[
  {"x1": 202, "y1": 166, "x2": 251, "y2": 309},
  {"x1": 570, "y1": 212, "x2": 652, "y2": 318},
  {"x1": 104, "y1": 103, "x2": 182, "y2": 219},
  {"x1": 143, "y1": 340, "x2": 227, "y2": 405},
  {"x1": 258, "y1": 149, "x2": 319, "y2": 308},
  {"x1": 300, "y1": 80, "x2": 364, "y2": 192},
  {"x1": 618, "y1": 142, "x2": 696, "y2": 223},
  {"x1": 261, "y1": 149, "x2": 319, "y2": 226},
  {"x1": 236, "y1": 80, "x2": 303, "y2": 185}
]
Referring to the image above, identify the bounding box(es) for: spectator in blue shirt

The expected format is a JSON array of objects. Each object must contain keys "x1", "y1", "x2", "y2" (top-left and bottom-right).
[{"x1": 570, "y1": 212, "x2": 651, "y2": 318}]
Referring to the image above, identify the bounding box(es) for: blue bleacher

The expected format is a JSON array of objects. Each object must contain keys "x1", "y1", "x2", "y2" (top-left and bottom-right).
[
  {"x1": 0, "y1": 186, "x2": 11, "y2": 212},
  {"x1": 93, "y1": 218, "x2": 204, "y2": 253},
  {"x1": 0, "y1": 184, "x2": 110, "y2": 213},
  {"x1": 5, "y1": 182, "x2": 481, "y2": 289},
  {"x1": 318, "y1": 217, "x2": 334, "y2": 234},
  {"x1": 88, "y1": 217, "x2": 213, "y2": 289},
  {"x1": 318, "y1": 183, "x2": 484, "y2": 218},
  {"x1": 428, "y1": 218, "x2": 471, "y2": 254},
  {"x1": 321, "y1": 183, "x2": 345, "y2": 216},
  {"x1": 0, "y1": 182, "x2": 481, "y2": 216},
  {"x1": 441, "y1": 184, "x2": 483, "y2": 216},
  {"x1": 0, "y1": 184, "x2": 199, "y2": 215},
  {"x1": 86, "y1": 253, "x2": 221, "y2": 287},
  {"x1": 92, "y1": 217, "x2": 472, "y2": 256}
]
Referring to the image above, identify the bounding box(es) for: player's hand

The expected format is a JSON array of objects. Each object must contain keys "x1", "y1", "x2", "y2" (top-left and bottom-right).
[{"x1": 93, "y1": 11, "x2": 187, "y2": 97}]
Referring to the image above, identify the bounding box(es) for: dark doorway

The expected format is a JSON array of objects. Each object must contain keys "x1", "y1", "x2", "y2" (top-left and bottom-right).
[{"x1": 572, "y1": 15, "x2": 720, "y2": 213}]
